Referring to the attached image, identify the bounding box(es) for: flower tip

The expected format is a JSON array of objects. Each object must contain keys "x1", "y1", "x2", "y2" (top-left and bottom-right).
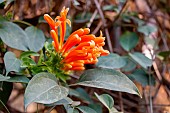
[
  {"x1": 44, "y1": 14, "x2": 50, "y2": 20},
  {"x1": 99, "y1": 30, "x2": 103, "y2": 37},
  {"x1": 101, "y1": 50, "x2": 110, "y2": 56}
]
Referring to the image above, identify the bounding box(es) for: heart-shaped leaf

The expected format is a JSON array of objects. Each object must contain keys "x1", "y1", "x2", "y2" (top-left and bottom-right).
[
  {"x1": 97, "y1": 53, "x2": 127, "y2": 69},
  {"x1": 25, "y1": 26, "x2": 45, "y2": 52},
  {"x1": 129, "y1": 52, "x2": 152, "y2": 69},
  {"x1": 75, "y1": 68, "x2": 141, "y2": 97},
  {"x1": 4, "y1": 52, "x2": 22, "y2": 75},
  {"x1": 95, "y1": 93, "x2": 114, "y2": 110},
  {"x1": 119, "y1": 32, "x2": 139, "y2": 51},
  {"x1": 137, "y1": 25, "x2": 157, "y2": 36},
  {"x1": 0, "y1": 21, "x2": 29, "y2": 51},
  {"x1": 24, "y1": 72, "x2": 69, "y2": 109}
]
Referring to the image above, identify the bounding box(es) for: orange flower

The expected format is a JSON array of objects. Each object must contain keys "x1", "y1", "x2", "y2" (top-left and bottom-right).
[{"x1": 44, "y1": 7, "x2": 109, "y2": 71}]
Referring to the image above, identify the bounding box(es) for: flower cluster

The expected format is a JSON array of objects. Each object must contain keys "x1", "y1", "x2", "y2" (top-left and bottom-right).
[{"x1": 44, "y1": 7, "x2": 109, "y2": 71}]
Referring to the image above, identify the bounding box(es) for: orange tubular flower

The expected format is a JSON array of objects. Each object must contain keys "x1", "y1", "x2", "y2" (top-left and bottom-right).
[{"x1": 44, "y1": 7, "x2": 110, "y2": 71}]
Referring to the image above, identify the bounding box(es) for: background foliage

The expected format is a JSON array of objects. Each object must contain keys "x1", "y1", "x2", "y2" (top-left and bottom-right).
[{"x1": 0, "y1": 0, "x2": 170, "y2": 113}]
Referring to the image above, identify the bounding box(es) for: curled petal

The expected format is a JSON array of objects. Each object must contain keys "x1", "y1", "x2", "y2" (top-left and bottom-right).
[
  {"x1": 83, "y1": 28, "x2": 90, "y2": 35},
  {"x1": 100, "y1": 50, "x2": 110, "y2": 56},
  {"x1": 97, "y1": 42, "x2": 105, "y2": 46},
  {"x1": 65, "y1": 50, "x2": 87, "y2": 59},
  {"x1": 50, "y1": 30, "x2": 59, "y2": 51},
  {"x1": 80, "y1": 35, "x2": 95, "y2": 43},
  {"x1": 94, "y1": 37, "x2": 105, "y2": 44},
  {"x1": 44, "y1": 14, "x2": 56, "y2": 30},
  {"x1": 64, "y1": 53, "x2": 92, "y2": 63},
  {"x1": 69, "y1": 28, "x2": 84, "y2": 38},
  {"x1": 70, "y1": 66, "x2": 85, "y2": 70},
  {"x1": 70, "y1": 62, "x2": 84, "y2": 67},
  {"x1": 62, "y1": 34, "x2": 81, "y2": 53},
  {"x1": 66, "y1": 19, "x2": 71, "y2": 27}
]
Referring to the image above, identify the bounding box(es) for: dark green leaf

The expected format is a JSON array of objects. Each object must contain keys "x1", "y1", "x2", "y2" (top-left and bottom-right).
[
  {"x1": 137, "y1": 25, "x2": 157, "y2": 36},
  {"x1": 4, "y1": 52, "x2": 22, "y2": 75},
  {"x1": 0, "y1": 21, "x2": 29, "y2": 51},
  {"x1": 25, "y1": 26, "x2": 45, "y2": 52},
  {"x1": 69, "y1": 88, "x2": 93, "y2": 104},
  {"x1": 158, "y1": 51, "x2": 170, "y2": 60},
  {"x1": 97, "y1": 53, "x2": 127, "y2": 69},
  {"x1": 129, "y1": 69, "x2": 155, "y2": 87},
  {"x1": 20, "y1": 51, "x2": 39, "y2": 59},
  {"x1": 0, "y1": 74, "x2": 10, "y2": 81},
  {"x1": 102, "y1": 5, "x2": 117, "y2": 11},
  {"x1": 45, "y1": 97, "x2": 73, "y2": 106},
  {"x1": 24, "y1": 72, "x2": 69, "y2": 109},
  {"x1": 95, "y1": 93, "x2": 114, "y2": 109},
  {"x1": 129, "y1": 52, "x2": 152, "y2": 69},
  {"x1": 77, "y1": 106, "x2": 97, "y2": 113},
  {"x1": 122, "y1": 57, "x2": 136, "y2": 72},
  {"x1": 5, "y1": 75, "x2": 29, "y2": 83},
  {"x1": 119, "y1": 31, "x2": 139, "y2": 51},
  {"x1": 21, "y1": 57, "x2": 36, "y2": 67},
  {"x1": 75, "y1": 68, "x2": 141, "y2": 97},
  {"x1": 88, "y1": 104, "x2": 102, "y2": 113}
]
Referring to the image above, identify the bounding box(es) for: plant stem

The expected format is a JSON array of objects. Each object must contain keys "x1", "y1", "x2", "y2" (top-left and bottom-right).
[
  {"x1": 37, "y1": 103, "x2": 39, "y2": 113},
  {"x1": 0, "y1": 99, "x2": 10, "y2": 113}
]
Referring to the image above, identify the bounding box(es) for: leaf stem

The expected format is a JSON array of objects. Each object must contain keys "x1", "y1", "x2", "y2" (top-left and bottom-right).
[
  {"x1": 12, "y1": 20, "x2": 33, "y2": 26},
  {"x1": 0, "y1": 99, "x2": 10, "y2": 113},
  {"x1": 37, "y1": 103, "x2": 39, "y2": 113}
]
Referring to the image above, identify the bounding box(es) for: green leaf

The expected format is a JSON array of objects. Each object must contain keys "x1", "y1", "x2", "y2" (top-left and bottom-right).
[
  {"x1": 129, "y1": 52, "x2": 152, "y2": 69},
  {"x1": 119, "y1": 31, "x2": 139, "y2": 51},
  {"x1": 95, "y1": 93, "x2": 114, "y2": 110},
  {"x1": 5, "y1": 75, "x2": 29, "y2": 83},
  {"x1": 20, "y1": 51, "x2": 39, "y2": 59},
  {"x1": 24, "y1": 72, "x2": 69, "y2": 109},
  {"x1": 25, "y1": 26, "x2": 45, "y2": 52},
  {"x1": 129, "y1": 69, "x2": 155, "y2": 87},
  {"x1": 4, "y1": 52, "x2": 22, "y2": 75},
  {"x1": 69, "y1": 88, "x2": 93, "y2": 104},
  {"x1": 0, "y1": 82, "x2": 13, "y2": 109},
  {"x1": 21, "y1": 57, "x2": 36, "y2": 67},
  {"x1": 45, "y1": 97, "x2": 73, "y2": 106},
  {"x1": 0, "y1": 74, "x2": 10, "y2": 81},
  {"x1": 144, "y1": 36, "x2": 158, "y2": 49},
  {"x1": 77, "y1": 106, "x2": 97, "y2": 113},
  {"x1": 97, "y1": 53, "x2": 127, "y2": 69},
  {"x1": 122, "y1": 57, "x2": 136, "y2": 72},
  {"x1": 75, "y1": 68, "x2": 141, "y2": 97},
  {"x1": 102, "y1": 5, "x2": 117, "y2": 11},
  {"x1": 158, "y1": 51, "x2": 170, "y2": 60},
  {"x1": 0, "y1": 21, "x2": 29, "y2": 51},
  {"x1": 88, "y1": 104, "x2": 102, "y2": 113},
  {"x1": 137, "y1": 25, "x2": 157, "y2": 36}
]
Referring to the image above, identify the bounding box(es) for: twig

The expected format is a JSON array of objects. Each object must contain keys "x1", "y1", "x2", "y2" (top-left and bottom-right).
[
  {"x1": 118, "y1": 92, "x2": 124, "y2": 112},
  {"x1": 152, "y1": 61, "x2": 162, "y2": 81},
  {"x1": 112, "y1": 0, "x2": 129, "y2": 24},
  {"x1": 93, "y1": 0, "x2": 113, "y2": 52},
  {"x1": 0, "y1": 99, "x2": 10, "y2": 113},
  {"x1": 143, "y1": 88, "x2": 150, "y2": 113},
  {"x1": 87, "y1": 9, "x2": 98, "y2": 28},
  {"x1": 92, "y1": 20, "x2": 102, "y2": 34}
]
